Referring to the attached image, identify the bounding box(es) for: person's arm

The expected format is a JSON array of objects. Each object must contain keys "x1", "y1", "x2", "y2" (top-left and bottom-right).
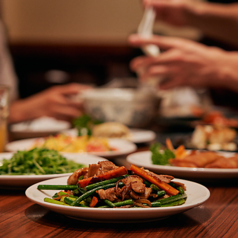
[
  {"x1": 144, "y1": 0, "x2": 238, "y2": 47},
  {"x1": 129, "y1": 34, "x2": 238, "y2": 92},
  {"x1": 9, "y1": 83, "x2": 91, "y2": 124}
]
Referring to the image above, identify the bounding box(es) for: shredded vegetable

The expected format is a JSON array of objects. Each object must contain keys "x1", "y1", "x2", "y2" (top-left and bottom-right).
[{"x1": 0, "y1": 148, "x2": 85, "y2": 175}]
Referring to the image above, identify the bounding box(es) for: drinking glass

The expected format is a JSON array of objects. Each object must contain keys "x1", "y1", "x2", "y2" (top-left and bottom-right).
[{"x1": 0, "y1": 85, "x2": 9, "y2": 152}]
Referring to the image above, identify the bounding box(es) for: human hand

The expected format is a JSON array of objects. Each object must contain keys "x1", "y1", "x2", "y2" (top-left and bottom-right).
[
  {"x1": 143, "y1": 0, "x2": 194, "y2": 27},
  {"x1": 9, "y1": 83, "x2": 92, "y2": 123},
  {"x1": 129, "y1": 34, "x2": 238, "y2": 91}
]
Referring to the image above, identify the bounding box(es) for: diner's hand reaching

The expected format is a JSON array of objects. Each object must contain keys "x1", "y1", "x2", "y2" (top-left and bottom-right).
[
  {"x1": 9, "y1": 83, "x2": 91, "y2": 123},
  {"x1": 128, "y1": 34, "x2": 238, "y2": 92},
  {"x1": 143, "y1": 0, "x2": 238, "y2": 48}
]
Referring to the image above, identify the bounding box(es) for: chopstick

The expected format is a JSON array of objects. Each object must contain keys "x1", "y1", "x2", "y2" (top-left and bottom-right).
[{"x1": 137, "y1": 7, "x2": 160, "y2": 57}]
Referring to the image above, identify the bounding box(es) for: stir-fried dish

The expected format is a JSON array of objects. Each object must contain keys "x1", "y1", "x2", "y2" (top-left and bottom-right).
[
  {"x1": 38, "y1": 161, "x2": 187, "y2": 208},
  {"x1": 151, "y1": 139, "x2": 238, "y2": 168},
  {"x1": 31, "y1": 134, "x2": 116, "y2": 153},
  {"x1": 0, "y1": 148, "x2": 85, "y2": 175}
]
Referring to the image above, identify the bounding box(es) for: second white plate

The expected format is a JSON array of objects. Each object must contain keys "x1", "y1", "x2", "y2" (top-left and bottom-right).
[
  {"x1": 127, "y1": 151, "x2": 238, "y2": 179},
  {"x1": 63, "y1": 128, "x2": 156, "y2": 144},
  {"x1": 5, "y1": 138, "x2": 137, "y2": 159},
  {"x1": 0, "y1": 152, "x2": 107, "y2": 187}
]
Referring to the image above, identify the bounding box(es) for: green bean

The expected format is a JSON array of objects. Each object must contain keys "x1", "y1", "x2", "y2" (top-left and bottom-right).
[
  {"x1": 57, "y1": 192, "x2": 78, "y2": 199},
  {"x1": 143, "y1": 179, "x2": 151, "y2": 187},
  {"x1": 99, "y1": 199, "x2": 134, "y2": 208},
  {"x1": 38, "y1": 184, "x2": 78, "y2": 190},
  {"x1": 150, "y1": 184, "x2": 161, "y2": 191},
  {"x1": 64, "y1": 197, "x2": 88, "y2": 207},
  {"x1": 113, "y1": 199, "x2": 134, "y2": 207},
  {"x1": 85, "y1": 175, "x2": 127, "y2": 191},
  {"x1": 104, "y1": 199, "x2": 116, "y2": 207},
  {"x1": 151, "y1": 193, "x2": 187, "y2": 207},
  {"x1": 177, "y1": 186, "x2": 185, "y2": 194},
  {"x1": 157, "y1": 190, "x2": 166, "y2": 198},
  {"x1": 160, "y1": 198, "x2": 186, "y2": 207},
  {"x1": 44, "y1": 197, "x2": 69, "y2": 206},
  {"x1": 71, "y1": 182, "x2": 118, "y2": 206}
]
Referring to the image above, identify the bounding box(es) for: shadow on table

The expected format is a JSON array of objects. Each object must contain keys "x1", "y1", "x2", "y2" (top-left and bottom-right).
[{"x1": 25, "y1": 204, "x2": 211, "y2": 234}]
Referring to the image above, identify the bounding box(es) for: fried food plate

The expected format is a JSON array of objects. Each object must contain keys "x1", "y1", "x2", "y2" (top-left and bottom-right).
[
  {"x1": 127, "y1": 151, "x2": 238, "y2": 179},
  {"x1": 25, "y1": 176, "x2": 210, "y2": 223}
]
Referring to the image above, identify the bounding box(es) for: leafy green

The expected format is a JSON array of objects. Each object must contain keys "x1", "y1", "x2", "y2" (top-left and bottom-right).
[
  {"x1": 150, "y1": 142, "x2": 175, "y2": 165},
  {"x1": 73, "y1": 114, "x2": 103, "y2": 136},
  {"x1": 0, "y1": 148, "x2": 85, "y2": 175}
]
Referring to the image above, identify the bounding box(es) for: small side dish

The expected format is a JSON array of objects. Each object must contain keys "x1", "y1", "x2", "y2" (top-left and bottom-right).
[
  {"x1": 189, "y1": 124, "x2": 237, "y2": 151},
  {"x1": 151, "y1": 139, "x2": 238, "y2": 169},
  {"x1": 31, "y1": 134, "x2": 116, "y2": 153},
  {"x1": 38, "y1": 161, "x2": 187, "y2": 208}
]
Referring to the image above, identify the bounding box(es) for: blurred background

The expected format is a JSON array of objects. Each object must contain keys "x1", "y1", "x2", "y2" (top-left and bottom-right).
[
  {"x1": 1, "y1": 0, "x2": 201, "y2": 99},
  {"x1": 1, "y1": 0, "x2": 143, "y2": 98}
]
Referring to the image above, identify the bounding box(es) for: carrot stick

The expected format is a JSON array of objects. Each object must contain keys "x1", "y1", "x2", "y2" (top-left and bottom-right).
[
  {"x1": 98, "y1": 166, "x2": 128, "y2": 181},
  {"x1": 78, "y1": 177, "x2": 92, "y2": 188},
  {"x1": 175, "y1": 145, "x2": 186, "y2": 158},
  {"x1": 166, "y1": 138, "x2": 174, "y2": 151},
  {"x1": 90, "y1": 196, "x2": 98, "y2": 207},
  {"x1": 130, "y1": 164, "x2": 179, "y2": 196},
  {"x1": 78, "y1": 166, "x2": 128, "y2": 188}
]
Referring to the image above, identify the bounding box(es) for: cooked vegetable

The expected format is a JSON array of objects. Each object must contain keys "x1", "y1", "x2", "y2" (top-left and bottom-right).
[
  {"x1": 90, "y1": 196, "x2": 99, "y2": 207},
  {"x1": 157, "y1": 190, "x2": 166, "y2": 197},
  {"x1": 130, "y1": 164, "x2": 179, "y2": 196},
  {"x1": 73, "y1": 114, "x2": 103, "y2": 136},
  {"x1": 150, "y1": 142, "x2": 175, "y2": 165},
  {"x1": 37, "y1": 185, "x2": 78, "y2": 190},
  {"x1": 39, "y1": 161, "x2": 186, "y2": 208},
  {"x1": 166, "y1": 138, "x2": 174, "y2": 151},
  {"x1": 151, "y1": 194, "x2": 187, "y2": 207},
  {"x1": 0, "y1": 148, "x2": 85, "y2": 175},
  {"x1": 71, "y1": 182, "x2": 122, "y2": 206},
  {"x1": 78, "y1": 166, "x2": 128, "y2": 188},
  {"x1": 85, "y1": 175, "x2": 127, "y2": 190},
  {"x1": 44, "y1": 197, "x2": 69, "y2": 206}
]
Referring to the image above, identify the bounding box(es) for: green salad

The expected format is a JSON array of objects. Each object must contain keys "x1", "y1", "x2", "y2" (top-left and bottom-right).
[
  {"x1": 150, "y1": 143, "x2": 175, "y2": 165},
  {"x1": 0, "y1": 148, "x2": 85, "y2": 175}
]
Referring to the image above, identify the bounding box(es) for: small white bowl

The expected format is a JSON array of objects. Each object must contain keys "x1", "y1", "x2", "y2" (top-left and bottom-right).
[{"x1": 80, "y1": 88, "x2": 160, "y2": 128}]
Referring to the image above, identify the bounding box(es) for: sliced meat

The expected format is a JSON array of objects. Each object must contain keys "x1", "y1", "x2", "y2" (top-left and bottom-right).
[
  {"x1": 88, "y1": 163, "x2": 100, "y2": 177},
  {"x1": 67, "y1": 167, "x2": 88, "y2": 185},
  {"x1": 129, "y1": 190, "x2": 140, "y2": 200},
  {"x1": 96, "y1": 187, "x2": 118, "y2": 202},
  {"x1": 122, "y1": 175, "x2": 145, "y2": 193},
  {"x1": 98, "y1": 161, "x2": 118, "y2": 175},
  {"x1": 137, "y1": 187, "x2": 152, "y2": 199}
]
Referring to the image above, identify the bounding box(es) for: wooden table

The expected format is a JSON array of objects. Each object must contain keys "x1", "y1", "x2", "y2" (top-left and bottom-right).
[{"x1": 1, "y1": 144, "x2": 238, "y2": 238}]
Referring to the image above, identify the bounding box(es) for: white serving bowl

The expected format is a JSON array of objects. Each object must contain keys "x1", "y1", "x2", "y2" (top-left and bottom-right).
[{"x1": 80, "y1": 88, "x2": 160, "y2": 128}]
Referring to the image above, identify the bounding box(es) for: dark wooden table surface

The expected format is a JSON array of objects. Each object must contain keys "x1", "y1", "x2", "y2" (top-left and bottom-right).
[{"x1": 1, "y1": 132, "x2": 238, "y2": 238}]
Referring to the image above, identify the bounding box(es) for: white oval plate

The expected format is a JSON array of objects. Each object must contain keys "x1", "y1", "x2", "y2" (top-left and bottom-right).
[
  {"x1": 62, "y1": 128, "x2": 156, "y2": 144},
  {"x1": 0, "y1": 153, "x2": 107, "y2": 188},
  {"x1": 10, "y1": 116, "x2": 71, "y2": 139},
  {"x1": 5, "y1": 138, "x2": 137, "y2": 159},
  {"x1": 25, "y1": 176, "x2": 210, "y2": 223},
  {"x1": 127, "y1": 151, "x2": 238, "y2": 179}
]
